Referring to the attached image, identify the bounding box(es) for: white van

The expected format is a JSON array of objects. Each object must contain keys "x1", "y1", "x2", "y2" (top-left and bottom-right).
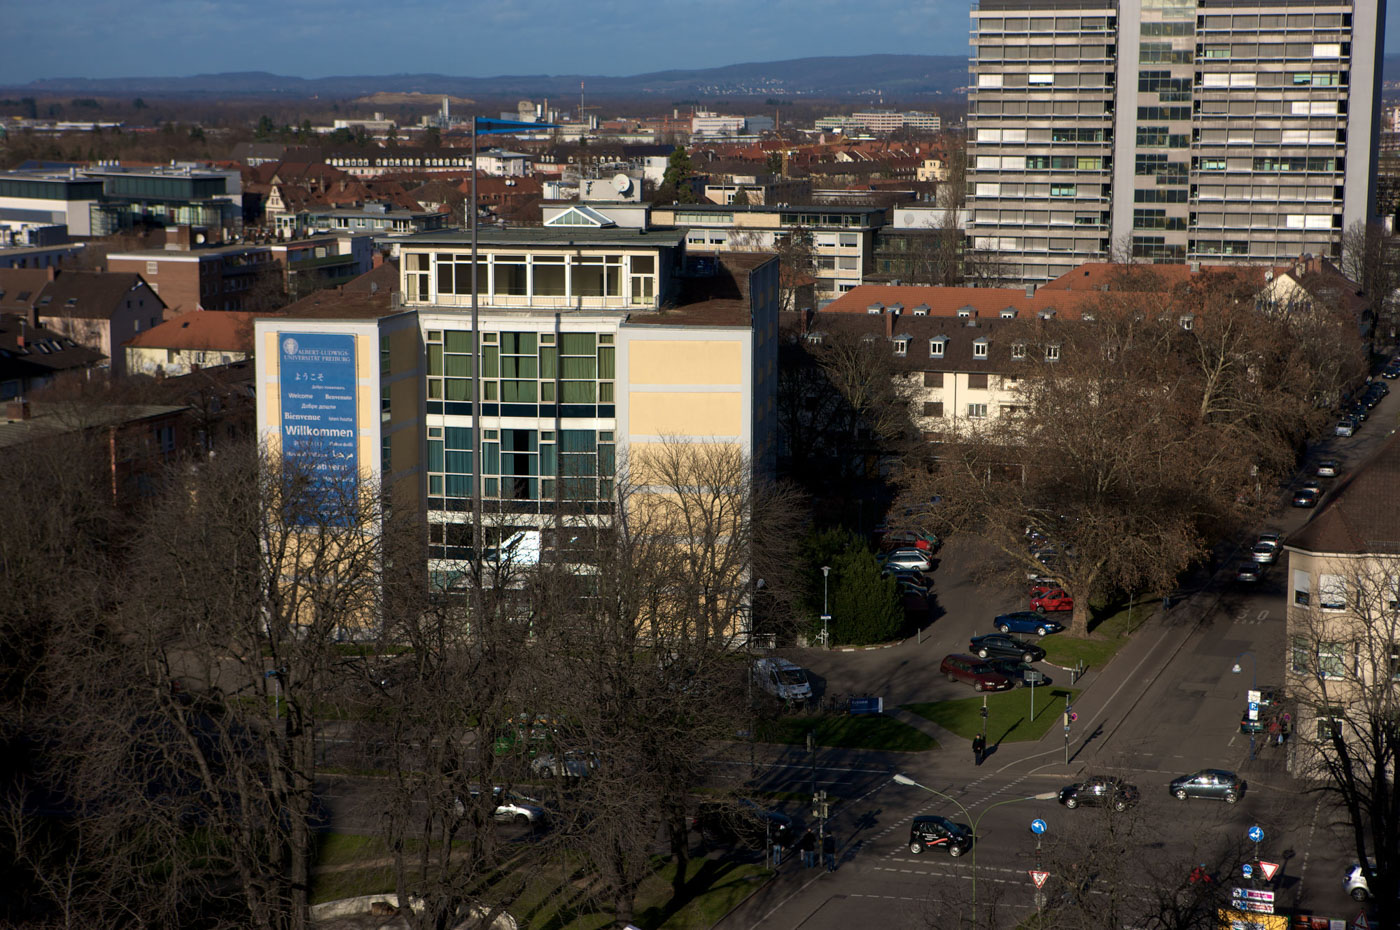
[{"x1": 753, "y1": 658, "x2": 813, "y2": 703}]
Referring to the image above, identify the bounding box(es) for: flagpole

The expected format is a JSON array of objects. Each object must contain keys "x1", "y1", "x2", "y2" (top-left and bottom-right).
[{"x1": 471, "y1": 117, "x2": 482, "y2": 596}]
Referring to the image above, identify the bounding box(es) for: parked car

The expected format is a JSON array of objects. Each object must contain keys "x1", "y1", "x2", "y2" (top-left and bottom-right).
[
  {"x1": 1238, "y1": 689, "x2": 1282, "y2": 733},
  {"x1": 1250, "y1": 542, "x2": 1278, "y2": 564},
  {"x1": 1255, "y1": 531, "x2": 1284, "y2": 552},
  {"x1": 1335, "y1": 418, "x2": 1358, "y2": 438},
  {"x1": 1316, "y1": 460, "x2": 1338, "y2": 478},
  {"x1": 939, "y1": 654, "x2": 1016, "y2": 692},
  {"x1": 881, "y1": 548, "x2": 933, "y2": 572},
  {"x1": 456, "y1": 787, "x2": 550, "y2": 825},
  {"x1": 1030, "y1": 584, "x2": 1074, "y2": 613},
  {"x1": 1058, "y1": 776, "x2": 1139, "y2": 811},
  {"x1": 993, "y1": 611, "x2": 1064, "y2": 637},
  {"x1": 1168, "y1": 769, "x2": 1246, "y2": 803},
  {"x1": 896, "y1": 578, "x2": 931, "y2": 598},
  {"x1": 908, "y1": 815, "x2": 974, "y2": 856},
  {"x1": 883, "y1": 530, "x2": 940, "y2": 552},
  {"x1": 986, "y1": 657, "x2": 1051, "y2": 688},
  {"x1": 1235, "y1": 561, "x2": 1264, "y2": 583},
  {"x1": 970, "y1": 633, "x2": 1046, "y2": 663},
  {"x1": 1383, "y1": 364, "x2": 1400, "y2": 380},
  {"x1": 1346, "y1": 403, "x2": 1369, "y2": 421},
  {"x1": 1293, "y1": 486, "x2": 1322, "y2": 507},
  {"x1": 531, "y1": 750, "x2": 600, "y2": 779},
  {"x1": 752, "y1": 658, "x2": 812, "y2": 703},
  {"x1": 693, "y1": 799, "x2": 794, "y2": 849}
]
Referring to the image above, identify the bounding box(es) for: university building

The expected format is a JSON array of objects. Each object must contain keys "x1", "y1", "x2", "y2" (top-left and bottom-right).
[{"x1": 255, "y1": 226, "x2": 778, "y2": 610}]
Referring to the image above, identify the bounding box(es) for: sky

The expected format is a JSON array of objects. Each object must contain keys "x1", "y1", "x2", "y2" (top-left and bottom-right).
[{"x1": 5, "y1": 0, "x2": 1400, "y2": 85}]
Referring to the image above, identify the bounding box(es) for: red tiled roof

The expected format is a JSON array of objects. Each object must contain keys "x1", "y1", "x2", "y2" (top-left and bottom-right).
[
  {"x1": 124, "y1": 310, "x2": 259, "y2": 352},
  {"x1": 821, "y1": 284, "x2": 1099, "y2": 320}
]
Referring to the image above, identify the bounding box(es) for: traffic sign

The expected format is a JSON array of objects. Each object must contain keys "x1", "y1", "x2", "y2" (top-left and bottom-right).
[
  {"x1": 1258, "y1": 861, "x2": 1280, "y2": 882},
  {"x1": 1030, "y1": 819, "x2": 1047, "y2": 835},
  {"x1": 1069, "y1": 711, "x2": 1078, "y2": 722},
  {"x1": 1231, "y1": 888, "x2": 1275, "y2": 905},
  {"x1": 1249, "y1": 701, "x2": 1260, "y2": 721},
  {"x1": 1241, "y1": 864, "x2": 1254, "y2": 879},
  {"x1": 1248, "y1": 825, "x2": 1264, "y2": 843},
  {"x1": 1029, "y1": 870, "x2": 1050, "y2": 889},
  {"x1": 1352, "y1": 913, "x2": 1370, "y2": 930},
  {"x1": 1248, "y1": 689, "x2": 1262, "y2": 704}
]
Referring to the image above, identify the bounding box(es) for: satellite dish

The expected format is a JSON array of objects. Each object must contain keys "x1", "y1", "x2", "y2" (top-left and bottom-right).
[{"x1": 612, "y1": 173, "x2": 632, "y2": 195}]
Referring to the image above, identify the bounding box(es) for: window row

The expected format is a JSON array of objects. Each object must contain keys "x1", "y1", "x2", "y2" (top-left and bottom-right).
[
  {"x1": 974, "y1": 46, "x2": 1114, "y2": 63},
  {"x1": 425, "y1": 329, "x2": 615, "y2": 405},
  {"x1": 974, "y1": 15, "x2": 1112, "y2": 32},
  {"x1": 1199, "y1": 42, "x2": 1348, "y2": 60},
  {"x1": 403, "y1": 251, "x2": 656, "y2": 306},
  {"x1": 427, "y1": 426, "x2": 616, "y2": 503},
  {"x1": 975, "y1": 155, "x2": 1108, "y2": 172}
]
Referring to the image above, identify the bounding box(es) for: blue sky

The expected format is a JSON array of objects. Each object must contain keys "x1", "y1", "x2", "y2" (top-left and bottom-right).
[{"x1": 5, "y1": 0, "x2": 1399, "y2": 85}]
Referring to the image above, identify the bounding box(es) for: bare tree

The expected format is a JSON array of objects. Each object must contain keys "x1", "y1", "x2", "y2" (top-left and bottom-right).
[{"x1": 1287, "y1": 556, "x2": 1400, "y2": 930}]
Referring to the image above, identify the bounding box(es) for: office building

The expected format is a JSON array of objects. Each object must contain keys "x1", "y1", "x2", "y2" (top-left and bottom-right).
[{"x1": 967, "y1": 0, "x2": 1385, "y2": 282}]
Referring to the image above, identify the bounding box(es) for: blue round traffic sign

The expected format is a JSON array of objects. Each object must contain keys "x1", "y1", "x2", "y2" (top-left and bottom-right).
[
  {"x1": 1241, "y1": 863, "x2": 1254, "y2": 879},
  {"x1": 1030, "y1": 818, "x2": 1047, "y2": 835},
  {"x1": 1248, "y1": 825, "x2": 1264, "y2": 843}
]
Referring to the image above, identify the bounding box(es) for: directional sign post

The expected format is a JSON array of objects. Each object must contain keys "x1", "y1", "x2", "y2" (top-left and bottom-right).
[
  {"x1": 1231, "y1": 887, "x2": 1276, "y2": 915},
  {"x1": 1030, "y1": 819, "x2": 1047, "y2": 835},
  {"x1": 1248, "y1": 826, "x2": 1264, "y2": 843},
  {"x1": 1242, "y1": 864, "x2": 1254, "y2": 880}
]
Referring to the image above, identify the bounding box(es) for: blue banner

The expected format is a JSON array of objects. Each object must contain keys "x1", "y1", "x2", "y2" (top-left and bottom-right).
[{"x1": 278, "y1": 332, "x2": 358, "y2": 521}]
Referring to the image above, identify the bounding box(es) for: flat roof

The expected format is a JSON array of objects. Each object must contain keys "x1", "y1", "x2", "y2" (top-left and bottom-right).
[{"x1": 400, "y1": 228, "x2": 686, "y2": 248}]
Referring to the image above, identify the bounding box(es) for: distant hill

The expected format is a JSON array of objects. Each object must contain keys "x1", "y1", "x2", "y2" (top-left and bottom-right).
[{"x1": 2, "y1": 55, "x2": 969, "y2": 99}]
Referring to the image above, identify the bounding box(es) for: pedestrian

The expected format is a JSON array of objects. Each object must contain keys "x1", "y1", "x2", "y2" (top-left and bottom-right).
[
  {"x1": 1267, "y1": 717, "x2": 1280, "y2": 746},
  {"x1": 799, "y1": 829, "x2": 816, "y2": 868},
  {"x1": 972, "y1": 733, "x2": 986, "y2": 766},
  {"x1": 822, "y1": 832, "x2": 837, "y2": 872},
  {"x1": 1281, "y1": 713, "x2": 1292, "y2": 745}
]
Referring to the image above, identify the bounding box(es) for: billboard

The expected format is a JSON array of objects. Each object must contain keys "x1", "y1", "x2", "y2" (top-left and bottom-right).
[{"x1": 278, "y1": 332, "x2": 359, "y2": 521}]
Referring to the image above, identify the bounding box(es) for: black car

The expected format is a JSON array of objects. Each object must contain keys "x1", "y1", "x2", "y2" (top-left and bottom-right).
[
  {"x1": 693, "y1": 799, "x2": 794, "y2": 849},
  {"x1": 986, "y1": 657, "x2": 1051, "y2": 688},
  {"x1": 1168, "y1": 769, "x2": 1246, "y2": 803},
  {"x1": 1293, "y1": 486, "x2": 1321, "y2": 508},
  {"x1": 908, "y1": 815, "x2": 973, "y2": 856},
  {"x1": 969, "y1": 633, "x2": 1046, "y2": 663},
  {"x1": 1058, "y1": 776, "x2": 1139, "y2": 811}
]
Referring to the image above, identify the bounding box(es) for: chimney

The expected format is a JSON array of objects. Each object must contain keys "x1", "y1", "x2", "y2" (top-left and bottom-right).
[
  {"x1": 801, "y1": 307, "x2": 814, "y2": 334},
  {"x1": 1189, "y1": 261, "x2": 1201, "y2": 273},
  {"x1": 1025, "y1": 283, "x2": 1036, "y2": 298},
  {"x1": 884, "y1": 307, "x2": 895, "y2": 340},
  {"x1": 5, "y1": 400, "x2": 31, "y2": 422}
]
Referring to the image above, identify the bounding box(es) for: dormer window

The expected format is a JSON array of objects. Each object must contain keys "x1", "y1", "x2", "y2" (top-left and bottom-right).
[
  {"x1": 1180, "y1": 314, "x2": 1195, "y2": 330},
  {"x1": 805, "y1": 331, "x2": 824, "y2": 345},
  {"x1": 888, "y1": 303, "x2": 904, "y2": 314},
  {"x1": 894, "y1": 335, "x2": 910, "y2": 357},
  {"x1": 929, "y1": 338, "x2": 946, "y2": 358},
  {"x1": 1011, "y1": 343, "x2": 1026, "y2": 359},
  {"x1": 1000, "y1": 307, "x2": 1017, "y2": 319},
  {"x1": 973, "y1": 338, "x2": 989, "y2": 359},
  {"x1": 867, "y1": 302, "x2": 885, "y2": 315},
  {"x1": 1038, "y1": 309, "x2": 1055, "y2": 320},
  {"x1": 957, "y1": 305, "x2": 974, "y2": 319},
  {"x1": 912, "y1": 303, "x2": 930, "y2": 316},
  {"x1": 1045, "y1": 344, "x2": 1061, "y2": 361},
  {"x1": 1082, "y1": 312, "x2": 1095, "y2": 322}
]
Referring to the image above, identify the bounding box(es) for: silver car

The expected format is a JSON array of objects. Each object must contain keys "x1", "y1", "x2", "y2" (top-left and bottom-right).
[{"x1": 1250, "y1": 543, "x2": 1278, "y2": 564}]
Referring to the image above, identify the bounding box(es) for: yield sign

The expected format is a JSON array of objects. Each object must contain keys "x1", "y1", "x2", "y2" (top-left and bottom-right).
[
  {"x1": 1258, "y1": 860, "x2": 1280, "y2": 882},
  {"x1": 1029, "y1": 870, "x2": 1050, "y2": 889}
]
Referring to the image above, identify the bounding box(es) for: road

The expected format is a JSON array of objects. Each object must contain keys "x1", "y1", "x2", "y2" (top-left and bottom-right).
[{"x1": 713, "y1": 398, "x2": 1398, "y2": 929}]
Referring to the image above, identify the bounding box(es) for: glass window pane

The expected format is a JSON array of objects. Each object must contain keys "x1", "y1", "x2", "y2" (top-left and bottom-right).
[
  {"x1": 428, "y1": 440, "x2": 443, "y2": 471},
  {"x1": 539, "y1": 346, "x2": 556, "y2": 378},
  {"x1": 483, "y1": 347, "x2": 499, "y2": 378},
  {"x1": 598, "y1": 347, "x2": 615, "y2": 379},
  {"x1": 446, "y1": 450, "x2": 471, "y2": 474},
  {"x1": 483, "y1": 443, "x2": 499, "y2": 474},
  {"x1": 502, "y1": 380, "x2": 537, "y2": 402},
  {"x1": 427, "y1": 344, "x2": 443, "y2": 375},
  {"x1": 445, "y1": 354, "x2": 471, "y2": 377},
  {"x1": 444, "y1": 331, "x2": 472, "y2": 353},
  {"x1": 599, "y1": 382, "x2": 614, "y2": 402},
  {"x1": 446, "y1": 427, "x2": 471, "y2": 449},
  {"x1": 561, "y1": 381, "x2": 595, "y2": 403},
  {"x1": 534, "y1": 262, "x2": 566, "y2": 296},
  {"x1": 561, "y1": 430, "x2": 596, "y2": 453},
  {"x1": 445, "y1": 378, "x2": 470, "y2": 401},
  {"x1": 540, "y1": 444, "x2": 556, "y2": 475},
  {"x1": 561, "y1": 333, "x2": 596, "y2": 355},
  {"x1": 540, "y1": 381, "x2": 555, "y2": 401},
  {"x1": 560, "y1": 356, "x2": 596, "y2": 379}
]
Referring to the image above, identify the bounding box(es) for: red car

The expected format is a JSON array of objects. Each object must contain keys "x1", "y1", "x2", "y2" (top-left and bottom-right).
[
  {"x1": 939, "y1": 654, "x2": 1015, "y2": 692},
  {"x1": 1030, "y1": 585, "x2": 1073, "y2": 613}
]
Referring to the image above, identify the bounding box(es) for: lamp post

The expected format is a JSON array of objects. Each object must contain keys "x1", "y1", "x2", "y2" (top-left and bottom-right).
[
  {"x1": 894, "y1": 773, "x2": 1057, "y2": 927},
  {"x1": 1233, "y1": 650, "x2": 1258, "y2": 761},
  {"x1": 820, "y1": 565, "x2": 832, "y2": 647}
]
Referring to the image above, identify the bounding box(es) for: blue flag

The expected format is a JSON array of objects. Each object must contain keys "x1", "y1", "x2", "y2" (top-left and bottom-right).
[{"x1": 474, "y1": 117, "x2": 559, "y2": 134}]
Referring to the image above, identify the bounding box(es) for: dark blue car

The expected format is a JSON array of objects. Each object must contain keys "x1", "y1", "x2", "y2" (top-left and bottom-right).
[{"x1": 993, "y1": 611, "x2": 1064, "y2": 637}]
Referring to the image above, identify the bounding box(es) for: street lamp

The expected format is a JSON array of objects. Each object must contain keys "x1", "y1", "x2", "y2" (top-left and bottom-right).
[
  {"x1": 820, "y1": 565, "x2": 832, "y2": 647},
  {"x1": 1233, "y1": 650, "x2": 1258, "y2": 761},
  {"x1": 894, "y1": 773, "x2": 1057, "y2": 927}
]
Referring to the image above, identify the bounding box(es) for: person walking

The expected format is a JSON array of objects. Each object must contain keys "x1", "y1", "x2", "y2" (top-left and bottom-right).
[
  {"x1": 822, "y1": 832, "x2": 837, "y2": 872},
  {"x1": 799, "y1": 829, "x2": 817, "y2": 868},
  {"x1": 972, "y1": 733, "x2": 986, "y2": 766},
  {"x1": 1267, "y1": 717, "x2": 1280, "y2": 747},
  {"x1": 1280, "y1": 712, "x2": 1292, "y2": 746}
]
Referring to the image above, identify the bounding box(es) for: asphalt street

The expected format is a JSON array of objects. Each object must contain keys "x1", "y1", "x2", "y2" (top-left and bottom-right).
[{"x1": 714, "y1": 397, "x2": 1399, "y2": 930}]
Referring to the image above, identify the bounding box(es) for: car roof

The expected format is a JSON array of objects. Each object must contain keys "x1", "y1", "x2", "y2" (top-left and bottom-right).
[{"x1": 997, "y1": 611, "x2": 1043, "y2": 620}]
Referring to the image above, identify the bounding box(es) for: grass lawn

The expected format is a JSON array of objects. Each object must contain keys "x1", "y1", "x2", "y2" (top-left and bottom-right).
[
  {"x1": 903, "y1": 687, "x2": 1080, "y2": 743},
  {"x1": 308, "y1": 836, "x2": 772, "y2": 930},
  {"x1": 756, "y1": 713, "x2": 936, "y2": 752},
  {"x1": 1038, "y1": 595, "x2": 1152, "y2": 671}
]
